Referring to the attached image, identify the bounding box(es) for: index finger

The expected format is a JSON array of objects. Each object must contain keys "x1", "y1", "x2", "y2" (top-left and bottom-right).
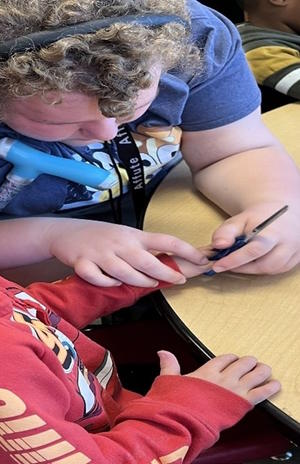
[
  {"x1": 211, "y1": 235, "x2": 276, "y2": 273},
  {"x1": 143, "y1": 232, "x2": 207, "y2": 264}
]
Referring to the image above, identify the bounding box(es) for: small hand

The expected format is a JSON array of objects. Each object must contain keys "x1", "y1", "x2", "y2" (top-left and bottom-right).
[
  {"x1": 172, "y1": 246, "x2": 212, "y2": 278},
  {"x1": 209, "y1": 203, "x2": 300, "y2": 275},
  {"x1": 46, "y1": 219, "x2": 207, "y2": 287},
  {"x1": 158, "y1": 351, "x2": 280, "y2": 405}
]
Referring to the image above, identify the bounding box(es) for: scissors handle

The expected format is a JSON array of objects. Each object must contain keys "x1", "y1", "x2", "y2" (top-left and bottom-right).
[
  {"x1": 203, "y1": 205, "x2": 288, "y2": 277},
  {"x1": 204, "y1": 235, "x2": 247, "y2": 276},
  {"x1": 209, "y1": 235, "x2": 248, "y2": 261}
]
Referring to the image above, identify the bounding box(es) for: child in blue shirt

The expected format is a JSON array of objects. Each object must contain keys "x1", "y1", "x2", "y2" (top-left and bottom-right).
[{"x1": 0, "y1": 0, "x2": 299, "y2": 285}]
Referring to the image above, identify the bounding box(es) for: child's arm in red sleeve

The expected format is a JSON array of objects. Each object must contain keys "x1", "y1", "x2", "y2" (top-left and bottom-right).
[
  {"x1": 26, "y1": 254, "x2": 179, "y2": 328},
  {"x1": 0, "y1": 335, "x2": 252, "y2": 464}
]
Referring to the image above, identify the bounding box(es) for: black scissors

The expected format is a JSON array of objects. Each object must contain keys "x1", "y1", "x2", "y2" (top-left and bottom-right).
[{"x1": 204, "y1": 205, "x2": 289, "y2": 276}]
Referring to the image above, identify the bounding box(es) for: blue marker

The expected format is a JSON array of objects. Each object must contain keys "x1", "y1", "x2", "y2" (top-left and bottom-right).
[{"x1": 0, "y1": 137, "x2": 113, "y2": 210}]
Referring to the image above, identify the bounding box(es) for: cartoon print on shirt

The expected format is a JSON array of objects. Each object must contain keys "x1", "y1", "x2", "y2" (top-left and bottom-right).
[
  {"x1": 64, "y1": 142, "x2": 122, "y2": 207},
  {"x1": 60, "y1": 126, "x2": 182, "y2": 209},
  {"x1": 89, "y1": 145, "x2": 128, "y2": 203},
  {"x1": 10, "y1": 290, "x2": 113, "y2": 423},
  {"x1": 151, "y1": 445, "x2": 189, "y2": 464},
  {"x1": 134, "y1": 125, "x2": 182, "y2": 173}
]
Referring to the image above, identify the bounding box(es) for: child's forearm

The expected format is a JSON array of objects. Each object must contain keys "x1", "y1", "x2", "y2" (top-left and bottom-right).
[
  {"x1": 0, "y1": 217, "x2": 204, "y2": 287},
  {"x1": 0, "y1": 217, "x2": 55, "y2": 268},
  {"x1": 194, "y1": 146, "x2": 300, "y2": 215},
  {"x1": 0, "y1": 342, "x2": 251, "y2": 464}
]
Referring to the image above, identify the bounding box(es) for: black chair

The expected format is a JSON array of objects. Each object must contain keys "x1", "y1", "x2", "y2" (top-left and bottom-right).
[
  {"x1": 198, "y1": 2, "x2": 297, "y2": 113},
  {"x1": 259, "y1": 85, "x2": 297, "y2": 113},
  {"x1": 198, "y1": 0, "x2": 244, "y2": 23}
]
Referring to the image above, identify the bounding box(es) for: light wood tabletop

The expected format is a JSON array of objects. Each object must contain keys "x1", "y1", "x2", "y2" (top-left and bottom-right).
[{"x1": 144, "y1": 103, "x2": 300, "y2": 431}]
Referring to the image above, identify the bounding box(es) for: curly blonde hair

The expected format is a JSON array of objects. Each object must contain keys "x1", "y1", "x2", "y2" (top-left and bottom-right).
[{"x1": 0, "y1": 0, "x2": 202, "y2": 119}]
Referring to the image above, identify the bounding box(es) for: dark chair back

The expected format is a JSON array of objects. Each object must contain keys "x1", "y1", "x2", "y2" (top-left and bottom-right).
[
  {"x1": 259, "y1": 85, "x2": 297, "y2": 113},
  {"x1": 198, "y1": 0, "x2": 244, "y2": 23}
]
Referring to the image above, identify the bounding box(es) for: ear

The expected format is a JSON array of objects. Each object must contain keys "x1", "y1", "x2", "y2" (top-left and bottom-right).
[{"x1": 269, "y1": 0, "x2": 289, "y2": 6}]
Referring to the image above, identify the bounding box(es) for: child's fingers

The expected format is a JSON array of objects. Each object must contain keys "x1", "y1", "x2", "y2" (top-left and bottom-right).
[
  {"x1": 240, "y1": 362, "x2": 272, "y2": 389},
  {"x1": 82, "y1": 255, "x2": 159, "y2": 287},
  {"x1": 74, "y1": 258, "x2": 122, "y2": 287},
  {"x1": 158, "y1": 351, "x2": 181, "y2": 376},
  {"x1": 143, "y1": 232, "x2": 207, "y2": 264},
  {"x1": 222, "y1": 356, "x2": 258, "y2": 378},
  {"x1": 211, "y1": 222, "x2": 243, "y2": 249},
  {"x1": 121, "y1": 249, "x2": 186, "y2": 284},
  {"x1": 170, "y1": 256, "x2": 211, "y2": 279},
  {"x1": 247, "y1": 379, "x2": 281, "y2": 405},
  {"x1": 212, "y1": 236, "x2": 276, "y2": 274},
  {"x1": 99, "y1": 254, "x2": 161, "y2": 287},
  {"x1": 186, "y1": 354, "x2": 240, "y2": 380},
  {"x1": 222, "y1": 246, "x2": 297, "y2": 276}
]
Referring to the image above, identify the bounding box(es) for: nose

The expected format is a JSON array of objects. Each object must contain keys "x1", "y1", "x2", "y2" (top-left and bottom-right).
[{"x1": 80, "y1": 118, "x2": 119, "y2": 141}]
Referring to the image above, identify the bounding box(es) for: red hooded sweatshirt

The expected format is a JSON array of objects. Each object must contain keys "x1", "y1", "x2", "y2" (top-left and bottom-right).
[{"x1": 0, "y1": 255, "x2": 251, "y2": 464}]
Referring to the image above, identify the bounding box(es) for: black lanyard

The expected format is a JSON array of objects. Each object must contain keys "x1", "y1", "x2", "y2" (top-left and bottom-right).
[{"x1": 113, "y1": 124, "x2": 146, "y2": 228}]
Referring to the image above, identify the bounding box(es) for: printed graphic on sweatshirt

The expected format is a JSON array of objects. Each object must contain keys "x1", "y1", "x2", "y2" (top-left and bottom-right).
[
  {"x1": 12, "y1": 306, "x2": 102, "y2": 418},
  {"x1": 151, "y1": 445, "x2": 189, "y2": 463},
  {"x1": 0, "y1": 388, "x2": 189, "y2": 464},
  {"x1": 0, "y1": 388, "x2": 91, "y2": 464},
  {"x1": 9, "y1": 288, "x2": 114, "y2": 423}
]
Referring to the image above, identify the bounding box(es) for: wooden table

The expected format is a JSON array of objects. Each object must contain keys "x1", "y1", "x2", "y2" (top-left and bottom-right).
[{"x1": 144, "y1": 103, "x2": 300, "y2": 432}]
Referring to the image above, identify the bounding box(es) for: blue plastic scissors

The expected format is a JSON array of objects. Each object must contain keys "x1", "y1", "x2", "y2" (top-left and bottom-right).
[{"x1": 204, "y1": 204, "x2": 289, "y2": 276}]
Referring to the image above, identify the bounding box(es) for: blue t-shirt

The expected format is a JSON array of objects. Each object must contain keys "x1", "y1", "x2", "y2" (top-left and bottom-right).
[{"x1": 0, "y1": 0, "x2": 260, "y2": 217}]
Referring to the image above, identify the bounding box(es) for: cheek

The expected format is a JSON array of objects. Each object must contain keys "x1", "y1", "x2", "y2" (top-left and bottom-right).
[
  {"x1": 133, "y1": 105, "x2": 152, "y2": 120},
  {"x1": 26, "y1": 126, "x2": 76, "y2": 141},
  {"x1": 5, "y1": 117, "x2": 77, "y2": 142},
  {"x1": 119, "y1": 106, "x2": 151, "y2": 125}
]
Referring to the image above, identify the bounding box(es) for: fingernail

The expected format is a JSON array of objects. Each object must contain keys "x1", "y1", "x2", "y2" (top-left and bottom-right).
[
  {"x1": 175, "y1": 276, "x2": 186, "y2": 285},
  {"x1": 157, "y1": 350, "x2": 167, "y2": 356},
  {"x1": 212, "y1": 266, "x2": 225, "y2": 273},
  {"x1": 214, "y1": 240, "x2": 227, "y2": 247},
  {"x1": 152, "y1": 281, "x2": 159, "y2": 287},
  {"x1": 199, "y1": 257, "x2": 209, "y2": 264},
  {"x1": 112, "y1": 281, "x2": 122, "y2": 286}
]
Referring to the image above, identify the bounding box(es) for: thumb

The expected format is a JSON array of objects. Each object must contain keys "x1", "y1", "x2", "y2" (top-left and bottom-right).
[
  {"x1": 212, "y1": 218, "x2": 245, "y2": 248},
  {"x1": 158, "y1": 350, "x2": 181, "y2": 376}
]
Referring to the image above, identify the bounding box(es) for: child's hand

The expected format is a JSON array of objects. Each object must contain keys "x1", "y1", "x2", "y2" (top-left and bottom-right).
[
  {"x1": 158, "y1": 351, "x2": 281, "y2": 405},
  {"x1": 209, "y1": 202, "x2": 300, "y2": 275},
  {"x1": 172, "y1": 247, "x2": 212, "y2": 278},
  {"x1": 45, "y1": 218, "x2": 207, "y2": 287}
]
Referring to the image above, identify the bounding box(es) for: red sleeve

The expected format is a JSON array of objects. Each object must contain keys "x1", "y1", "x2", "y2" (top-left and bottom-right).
[
  {"x1": 0, "y1": 334, "x2": 252, "y2": 464},
  {"x1": 26, "y1": 254, "x2": 179, "y2": 328},
  {"x1": 109, "y1": 376, "x2": 253, "y2": 463}
]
